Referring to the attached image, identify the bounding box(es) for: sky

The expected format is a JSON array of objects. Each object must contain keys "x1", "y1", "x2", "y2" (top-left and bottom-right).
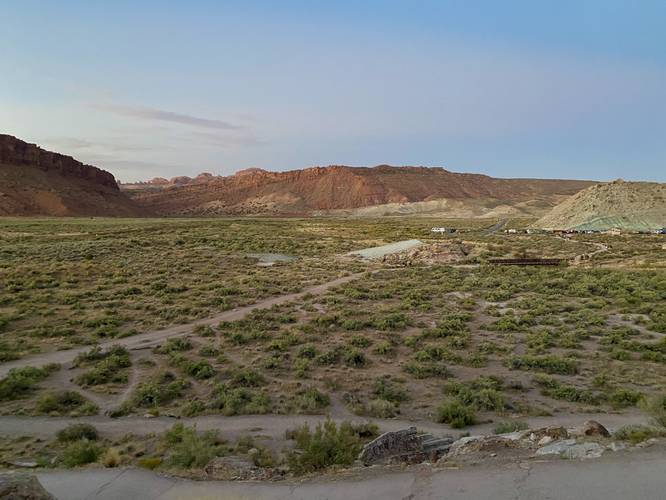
[{"x1": 1, "y1": 1, "x2": 665, "y2": 182}]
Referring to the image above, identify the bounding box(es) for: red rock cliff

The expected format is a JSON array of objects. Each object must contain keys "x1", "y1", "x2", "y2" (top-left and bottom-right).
[{"x1": 0, "y1": 134, "x2": 119, "y2": 190}]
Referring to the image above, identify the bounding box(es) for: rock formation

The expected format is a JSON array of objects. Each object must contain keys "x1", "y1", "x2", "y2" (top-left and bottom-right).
[
  {"x1": 0, "y1": 473, "x2": 55, "y2": 500},
  {"x1": 124, "y1": 165, "x2": 595, "y2": 216},
  {"x1": 0, "y1": 135, "x2": 145, "y2": 216}
]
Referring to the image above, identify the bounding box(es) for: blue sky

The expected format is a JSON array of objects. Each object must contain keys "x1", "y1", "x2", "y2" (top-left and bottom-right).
[{"x1": 1, "y1": 1, "x2": 665, "y2": 182}]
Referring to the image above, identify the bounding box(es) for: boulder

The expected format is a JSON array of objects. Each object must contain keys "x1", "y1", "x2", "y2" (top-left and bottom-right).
[
  {"x1": 573, "y1": 420, "x2": 610, "y2": 438},
  {"x1": 358, "y1": 428, "x2": 453, "y2": 465},
  {"x1": 536, "y1": 439, "x2": 577, "y2": 456},
  {"x1": 447, "y1": 434, "x2": 523, "y2": 459},
  {"x1": 562, "y1": 442, "x2": 604, "y2": 460},
  {"x1": 537, "y1": 440, "x2": 605, "y2": 460},
  {"x1": 358, "y1": 428, "x2": 422, "y2": 465},
  {"x1": 0, "y1": 473, "x2": 55, "y2": 500},
  {"x1": 522, "y1": 426, "x2": 569, "y2": 443}
]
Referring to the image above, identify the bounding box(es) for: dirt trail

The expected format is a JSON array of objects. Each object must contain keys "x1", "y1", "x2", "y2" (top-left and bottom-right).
[
  {"x1": 0, "y1": 411, "x2": 648, "y2": 441},
  {"x1": 0, "y1": 273, "x2": 363, "y2": 378},
  {"x1": 556, "y1": 236, "x2": 609, "y2": 265},
  {"x1": 48, "y1": 369, "x2": 114, "y2": 413}
]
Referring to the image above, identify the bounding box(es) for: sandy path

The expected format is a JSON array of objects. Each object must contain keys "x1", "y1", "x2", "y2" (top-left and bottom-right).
[
  {"x1": 556, "y1": 236, "x2": 609, "y2": 265},
  {"x1": 0, "y1": 411, "x2": 648, "y2": 441},
  {"x1": 0, "y1": 273, "x2": 363, "y2": 378}
]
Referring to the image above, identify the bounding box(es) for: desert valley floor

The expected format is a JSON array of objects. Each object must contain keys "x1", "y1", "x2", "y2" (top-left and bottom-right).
[{"x1": 0, "y1": 216, "x2": 665, "y2": 493}]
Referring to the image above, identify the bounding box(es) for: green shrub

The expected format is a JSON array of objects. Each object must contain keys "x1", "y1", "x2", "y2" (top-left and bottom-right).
[
  {"x1": 73, "y1": 345, "x2": 131, "y2": 387},
  {"x1": 364, "y1": 399, "x2": 397, "y2": 418},
  {"x1": 403, "y1": 362, "x2": 450, "y2": 379},
  {"x1": 507, "y1": 355, "x2": 578, "y2": 375},
  {"x1": 156, "y1": 337, "x2": 192, "y2": 354},
  {"x1": 182, "y1": 360, "x2": 215, "y2": 379},
  {"x1": 198, "y1": 345, "x2": 219, "y2": 357},
  {"x1": 610, "y1": 349, "x2": 631, "y2": 361},
  {"x1": 131, "y1": 372, "x2": 189, "y2": 408},
  {"x1": 373, "y1": 341, "x2": 394, "y2": 356},
  {"x1": 436, "y1": 398, "x2": 476, "y2": 428},
  {"x1": 230, "y1": 368, "x2": 265, "y2": 387},
  {"x1": 293, "y1": 358, "x2": 310, "y2": 378},
  {"x1": 297, "y1": 345, "x2": 317, "y2": 359},
  {"x1": 212, "y1": 384, "x2": 270, "y2": 415},
  {"x1": 613, "y1": 424, "x2": 665, "y2": 444},
  {"x1": 61, "y1": 440, "x2": 102, "y2": 467},
  {"x1": 608, "y1": 388, "x2": 642, "y2": 408},
  {"x1": 0, "y1": 341, "x2": 19, "y2": 362},
  {"x1": 343, "y1": 348, "x2": 366, "y2": 367},
  {"x1": 315, "y1": 347, "x2": 341, "y2": 365},
  {"x1": 286, "y1": 420, "x2": 377, "y2": 473},
  {"x1": 57, "y1": 424, "x2": 99, "y2": 442},
  {"x1": 643, "y1": 394, "x2": 666, "y2": 427},
  {"x1": 36, "y1": 391, "x2": 98, "y2": 416},
  {"x1": 0, "y1": 364, "x2": 60, "y2": 401},
  {"x1": 373, "y1": 377, "x2": 408, "y2": 403},
  {"x1": 137, "y1": 457, "x2": 162, "y2": 470},
  {"x1": 443, "y1": 377, "x2": 504, "y2": 411},
  {"x1": 164, "y1": 423, "x2": 220, "y2": 468},
  {"x1": 349, "y1": 335, "x2": 371, "y2": 348},
  {"x1": 194, "y1": 325, "x2": 216, "y2": 337},
  {"x1": 294, "y1": 387, "x2": 330, "y2": 413},
  {"x1": 494, "y1": 421, "x2": 528, "y2": 434},
  {"x1": 534, "y1": 375, "x2": 603, "y2": 405},
  {"x1": 373, "y1": 313, "x2": 410, "y2": 331},
  {"x1": 428, "y1": 314, "x2": 471, "y2": 337}
]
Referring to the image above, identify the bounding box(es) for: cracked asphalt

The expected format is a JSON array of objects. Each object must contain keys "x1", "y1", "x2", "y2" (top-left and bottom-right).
[{"x1": 35, "y1": 442, "x2": 666, "y2": 500}]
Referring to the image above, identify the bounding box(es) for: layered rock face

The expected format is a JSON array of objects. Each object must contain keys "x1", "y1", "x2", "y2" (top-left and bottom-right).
[
  {"x1": 0, "y1": 135, "x2": 118, "y2": 189},
  {"x1": 0, "y1": 135, "x2": 145, "y2": 216},
  {"x1": 126, "y1": 165, "x2": 595, "y2": 216}
]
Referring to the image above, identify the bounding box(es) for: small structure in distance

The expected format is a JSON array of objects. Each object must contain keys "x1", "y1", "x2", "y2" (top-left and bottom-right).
[{"x1": 431, "y1": 227, "x2": 456, "y2": 234}]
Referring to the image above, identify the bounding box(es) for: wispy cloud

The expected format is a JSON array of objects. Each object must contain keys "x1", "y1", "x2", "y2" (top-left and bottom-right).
[
  {"x1": 98, "y1": 104, "x2": 242, "y2": 130},
  {"x1": 191, "y1": 131, "x2": 266, "y2": 148},
  {"x1": 41, "y1": 137, "x2": 156, "y2": 153}
]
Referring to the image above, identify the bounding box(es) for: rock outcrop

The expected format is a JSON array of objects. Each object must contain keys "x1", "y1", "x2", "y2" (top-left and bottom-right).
[
  {"x1": 0, "y1": 135, "x2": 117, "y2": 189},
  {"x1": 0, "y1": 473, "x2": 55, "y2": 500},
  {"x1": 0, "y1": 135, "x2": 145, "y2": 216},
  {"x1": 359, "y1": 423, "x2": 633, "y2": 469},
  {"x1": 358, "y1": 428, "x2": 454, "y2": 465},
  {"x1": 124, "y1": 165, "x2": 595, "y2": 216}
]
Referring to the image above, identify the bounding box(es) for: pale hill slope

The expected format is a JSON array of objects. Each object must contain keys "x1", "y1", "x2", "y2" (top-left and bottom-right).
[{"x1": 535, "y1": 180, "x2": 666, "y2": 230}]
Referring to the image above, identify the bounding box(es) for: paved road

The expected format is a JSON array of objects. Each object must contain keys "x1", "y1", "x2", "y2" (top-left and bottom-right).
[
  {"x1": 0, "y1": 273, "x2": 362, "y2": 378},
  {"x1": 34, "y1": 442, "x2": 666, "y2": 499},
  {"x1": 482, "y1": 219, "x2": 508, "y2": 235}
]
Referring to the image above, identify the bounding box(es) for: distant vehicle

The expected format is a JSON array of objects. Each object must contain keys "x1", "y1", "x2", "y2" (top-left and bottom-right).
[
  {"x1": 658, "y1": 228, "x2": 666, "y2": 234},
  {"x1": 431, "y1": 227, "x2": 455, "y2": 234}
]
